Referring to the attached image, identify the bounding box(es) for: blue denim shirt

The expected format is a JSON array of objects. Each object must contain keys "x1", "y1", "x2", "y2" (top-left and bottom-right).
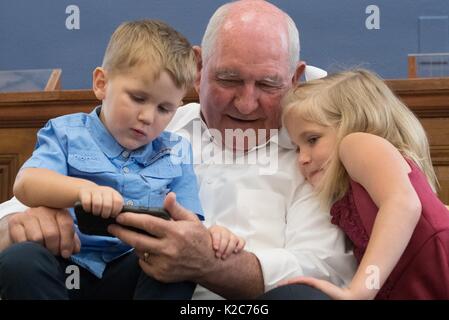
[{"x1": 21, "y1": 106, "x2": 204, "y2": 278}]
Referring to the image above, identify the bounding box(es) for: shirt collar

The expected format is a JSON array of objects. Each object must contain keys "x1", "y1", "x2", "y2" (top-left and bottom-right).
[
  {"x1": 87, "y1": 106, "x2": 124, "y2": 159},
  {"x1": 190, "y1": 107, "x2": 291, "y2": 152},
  {"x1": 86, "y1": 106, "x2": 165, "y2": 165}
]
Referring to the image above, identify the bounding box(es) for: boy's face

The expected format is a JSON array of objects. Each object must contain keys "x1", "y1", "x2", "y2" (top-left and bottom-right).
[
  {"x1": 285, "y1": 116, "x2": 337, "y2": 188},
  {"x1": 93, "y1": 67, "x2": 185, "y2": 150}
]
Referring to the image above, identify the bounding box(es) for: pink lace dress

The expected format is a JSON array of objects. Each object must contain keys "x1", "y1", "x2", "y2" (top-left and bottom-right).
[{"x1": 330, "y1": 160, "x2": 449, "y2": 299}]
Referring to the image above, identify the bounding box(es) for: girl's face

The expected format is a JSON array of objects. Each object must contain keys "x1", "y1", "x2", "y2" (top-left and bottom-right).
[{"x1": 286, "y1": 116, "x2": 337, "y2": 187}]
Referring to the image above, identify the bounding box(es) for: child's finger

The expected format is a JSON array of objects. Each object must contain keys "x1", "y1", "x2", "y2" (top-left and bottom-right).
[
  {"x1": 101, "y1": 192, "x2": 113, "y2": 218},
  {"x1": 212, "y1": 231, "x2": 222, "y2": 252},
  {"x1": 91, "y1": 192, "x2": 103, "y2": 216},
  {"x1": 223, "y1": 235, "x2": 238, "y2": 259},
  {"x1": 111, "y1": 192, "x2": 123, "y2": 217},
  {"x1": 80, "y1": 191, "x2": 92, "y2": 213},
  {"x1": 234, "y1": 237, "x2": 246, "y2": 253},
  {"x1": 218, "y1": 232, "x2": 230, "y2": 258}
]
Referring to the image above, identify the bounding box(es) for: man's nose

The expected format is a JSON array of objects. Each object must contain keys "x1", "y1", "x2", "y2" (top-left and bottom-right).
[
  {"x1": 138, "y1": 106, "x2": 156, "y2": 125},
  {"x1": 234, "y1": 84, "x2": 258, "y2": 115}
]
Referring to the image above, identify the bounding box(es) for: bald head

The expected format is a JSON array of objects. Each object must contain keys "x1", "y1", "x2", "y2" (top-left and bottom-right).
[{"x1": 201, "y1": 0, "x2": 300, "y2": 73}]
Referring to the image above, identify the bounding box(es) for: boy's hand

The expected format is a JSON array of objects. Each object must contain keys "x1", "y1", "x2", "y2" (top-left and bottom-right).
[
  {"x1": 78, "y1": 186, "x2": 123, "y2": 218},
  {"x1": 209, "y1": 225, "x2": 245, "y2": 260}
]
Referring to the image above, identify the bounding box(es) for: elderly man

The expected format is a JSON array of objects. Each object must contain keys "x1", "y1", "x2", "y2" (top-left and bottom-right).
[{"x1": 0, "y1": 0, "x2": 355, "y2": 299}]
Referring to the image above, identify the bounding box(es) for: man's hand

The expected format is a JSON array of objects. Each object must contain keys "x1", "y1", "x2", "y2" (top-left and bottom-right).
[
  {"x1": 109, "y1": 192, "x2": 216, "y2": 283},
  {"x1": 1, "y1": 207, "x2": 80, "y2": 258},
  {"x1": 109, "y1": 192, "x2": 265, "y2": 298}
]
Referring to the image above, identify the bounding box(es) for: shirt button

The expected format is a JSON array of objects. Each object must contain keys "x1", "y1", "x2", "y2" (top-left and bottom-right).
[
  {"x1": 123, "y1": 167, "x2": 129, "y2": 174},
  {"x1": 122, "y1": 151, "x2": 130, "y2": 158},
  {"x1": 126, "y1": 200, "x2": 134, "y2": 206}
]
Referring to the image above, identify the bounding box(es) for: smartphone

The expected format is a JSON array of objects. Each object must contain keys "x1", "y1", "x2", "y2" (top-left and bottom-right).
[{"x1": 74, "y1": 201, "x2": 171, "y2": 237}]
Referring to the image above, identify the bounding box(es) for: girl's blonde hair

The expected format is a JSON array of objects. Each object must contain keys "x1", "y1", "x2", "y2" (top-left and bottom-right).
[{"x1": 282, "y1": 69, "x2": 438, "y2": 209}]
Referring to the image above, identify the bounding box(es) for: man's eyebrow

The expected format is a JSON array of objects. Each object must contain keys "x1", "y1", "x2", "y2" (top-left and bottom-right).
[
  {"x1": 216, "y1": 70, "x2": 285, "y2": 85},
  {"x1": 215, "y1": 70, "x2": 240, "y2": 78},
  {"x1": 258, "y1": 76, "x2": 285, "y2": 86}
]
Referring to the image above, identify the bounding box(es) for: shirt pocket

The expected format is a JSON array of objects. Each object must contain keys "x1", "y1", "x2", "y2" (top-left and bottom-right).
[
  {"x1": 67, "y1": 151, "x2": 118, "y2": 188},
  {"x1": 139, "y1": 157, "x2": 182, "y2": 207}
]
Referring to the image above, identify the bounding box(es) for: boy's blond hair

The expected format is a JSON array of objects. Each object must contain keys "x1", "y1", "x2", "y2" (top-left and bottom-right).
[
  {"x1": 282, "y1": 69, "x2": 438, "y2": 209},
  {"x1": 102, "y1": 19, "x2": 196, "y2": 89}
]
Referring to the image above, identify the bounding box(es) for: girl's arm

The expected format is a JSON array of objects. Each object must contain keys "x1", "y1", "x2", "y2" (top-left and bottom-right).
[
  {"x1": 279, "y1": 132, "x2": 421, "y2": 299},
  {"x1": 13, "y1": 167, "x2": 96, "y2": 208},
  {"x1": 338, "y1": 132, "x2": 421, "y2": 299}
]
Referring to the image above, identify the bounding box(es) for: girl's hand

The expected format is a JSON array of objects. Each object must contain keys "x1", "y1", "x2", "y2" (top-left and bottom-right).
[
  {"x1": 209, "y1": 225, "x2": 245, "y2": 260},
  {"x1": 277, "y1": 276, "x2": 363, "y2": 300},
  {"x1": 78, "y1": 186, "x2": 123, "y2": 218}
]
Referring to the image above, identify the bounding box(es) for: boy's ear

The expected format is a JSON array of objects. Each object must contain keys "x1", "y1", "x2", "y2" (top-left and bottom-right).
[
  {"x1": 192, "y1": 46, "x2": 202, "y2": 95},
  {"x1": 92, "y1": 67, "x2": 107, "y2": 100}
]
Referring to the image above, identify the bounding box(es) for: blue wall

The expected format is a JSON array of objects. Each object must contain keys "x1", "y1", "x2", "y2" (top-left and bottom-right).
[{"x1": 1, "y1": 0, "x2": 448, "y2": 89}]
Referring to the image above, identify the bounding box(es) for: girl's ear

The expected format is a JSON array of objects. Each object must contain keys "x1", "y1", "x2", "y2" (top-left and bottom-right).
[{"x1": 92, "y1": 67, "x2": 107, "y2": 100}]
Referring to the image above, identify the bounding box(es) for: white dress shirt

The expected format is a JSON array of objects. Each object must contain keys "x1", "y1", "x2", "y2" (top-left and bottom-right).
[
  {"x1": 0, "y1": 102, "x2": 356, "y2": 299},
  {"x1": 167, "y1": 103, "x2": 356, "y2": 299}
]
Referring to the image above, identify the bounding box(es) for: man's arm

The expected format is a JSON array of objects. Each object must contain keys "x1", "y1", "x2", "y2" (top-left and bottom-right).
[
  {"x1": 0, "y1": 214, "x2": 13, "y2": 251},
  {"x1": 195, "y1": 250, "x2": 264, "y2": 298}
]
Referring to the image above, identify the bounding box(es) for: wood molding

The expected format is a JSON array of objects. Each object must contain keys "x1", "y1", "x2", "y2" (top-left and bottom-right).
[
  {"x1": 385, "y1": 78, "x2": 449, "y2": 118},
  {"x1": 0, "y1": 154, "x2": 19, "y2": 201},
  {"x1": 430, "y1": 146, "x2": 449, "y2": 166},
  {"x1": 0, "y1": 90, "x2": 98, "y2": 128},
  {"x1": 0, "y1": 88, "x2": 199, "y2": 128}
]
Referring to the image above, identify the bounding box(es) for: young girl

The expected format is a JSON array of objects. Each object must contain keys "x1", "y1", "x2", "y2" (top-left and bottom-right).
[{"x1": 281, "y1": 69, "x2": 449, "y2": 299}]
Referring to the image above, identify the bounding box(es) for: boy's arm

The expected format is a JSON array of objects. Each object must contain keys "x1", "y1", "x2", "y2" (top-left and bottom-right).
[{"x1": 14, "y1": 167, "x2": 96, "y2": 209}]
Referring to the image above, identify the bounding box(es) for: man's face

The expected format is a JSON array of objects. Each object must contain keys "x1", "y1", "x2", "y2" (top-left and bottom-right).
[{"x1": 198, "y1": 30, "x2": 295, "y2": 150}]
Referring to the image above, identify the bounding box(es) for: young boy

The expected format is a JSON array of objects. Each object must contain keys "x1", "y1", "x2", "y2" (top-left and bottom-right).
[{"x1": 5, "y1": 20, "x2": 244, "y2": 299}]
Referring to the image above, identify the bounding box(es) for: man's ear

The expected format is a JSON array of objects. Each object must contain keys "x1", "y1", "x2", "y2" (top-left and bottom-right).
[
  {"x1": 92, "y1": 67, "x2": 107, "y2": 100},
  {"x1": 292, "y1": 61, "x2": 306, "y2": 85},
  {"x1": 192, "y1": 46, "x2": 202, "y2": 95}
]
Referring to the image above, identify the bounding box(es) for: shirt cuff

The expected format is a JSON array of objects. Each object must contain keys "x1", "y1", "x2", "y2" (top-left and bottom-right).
[
  {"x1": 252, "y1": 248, "x2": 333, "y2": 292},
  {"x1": 0, "y1": 197, "x2": 29, "y2": 220}
]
